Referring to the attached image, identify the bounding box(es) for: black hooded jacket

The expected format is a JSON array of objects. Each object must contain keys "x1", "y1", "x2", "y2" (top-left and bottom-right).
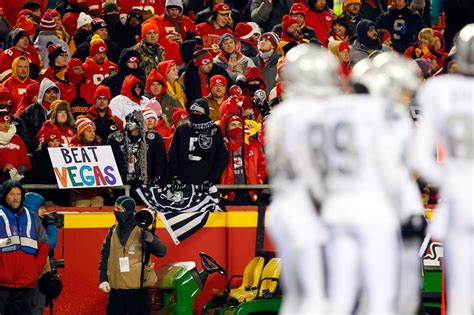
[
  {"x1": 101, "y1": 49, "x2": 146, "y2": 98},
  {"x1": 0, "y1": 180, "x2": 25, "y2": 212}
]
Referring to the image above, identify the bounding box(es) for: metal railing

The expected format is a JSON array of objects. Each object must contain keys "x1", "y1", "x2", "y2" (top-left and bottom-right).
[{"x1": 22, "y1": 184, "x2": 272, "y2": 196}]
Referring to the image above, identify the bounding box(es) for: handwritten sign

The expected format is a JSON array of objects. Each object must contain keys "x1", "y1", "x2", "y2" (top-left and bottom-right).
[{"x1": 48, "y1": 146, "x2": 123, "y2": 189}]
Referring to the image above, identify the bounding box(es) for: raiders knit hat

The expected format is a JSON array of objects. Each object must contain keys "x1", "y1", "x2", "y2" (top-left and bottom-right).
[
  {"x1": 77, "y1": 12, "x2": 92, "y2": 29},
  {"x1": 260, "y1": 32, "x2": 280, "y2": 48},
  {"x1": 76, "y1": 116, "x2": 95, "y2": 135},
  {"x1": 189, "y1": 98, "x2": 210, "y2": 116},
  {"x1": 40, "y1": 12, "x2": 57, "y2": 31}
]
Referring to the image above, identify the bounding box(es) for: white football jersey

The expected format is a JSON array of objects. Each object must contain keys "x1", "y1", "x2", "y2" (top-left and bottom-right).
[
  {"x1": 316, "y1": 95, "x2": 403, "y2": 225},
  {"x1": 410, "y1": 74, "x2": 474, "y2": 228}
]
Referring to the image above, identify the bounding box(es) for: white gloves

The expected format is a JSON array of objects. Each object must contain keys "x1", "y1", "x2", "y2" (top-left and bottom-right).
[
  {"x1": 99, "y1": 281, "x2": 111, "y2": 293},
  {"x1": 9, "y1": 168, "x2": 24, "y2": 181}
]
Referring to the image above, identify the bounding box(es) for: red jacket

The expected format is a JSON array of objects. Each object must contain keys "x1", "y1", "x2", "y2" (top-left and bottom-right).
[
  {"x1": 36, "y1": 121, "x2": 76, "y2": 147},
  {"x1": 146, "y1": 17, "x2": 183, "y2": 65},
  {"x1": 0, "y1": 46, "x2": 41, "y2": 79},
  {"x1": 160, "y1": 13, "x2": 195, "y2": 40},
  {"x1": 56, "y1": 79, "x2": 96, "y2": 108},
  {"x1": 195, "y1": 22, "x2": 234, "y2": 57},
  {"x1": 305, "y1": 9, "x2": 333, "y2": 47},
  {"x1": 219, "y1": 114, "x2": 266, "y2": 201},
  {"x1": 2, "y1": 76, "x2": 38, "y2": 116},
  {"x1": 0, "y1": 206, "x2": 49, "y2": 289},
  {"x1": 0, "y1": 133, "x2": 31, "y2": 172},
  {"x1": 83, "y1": 57, "x2": 118, "y2": 85}
]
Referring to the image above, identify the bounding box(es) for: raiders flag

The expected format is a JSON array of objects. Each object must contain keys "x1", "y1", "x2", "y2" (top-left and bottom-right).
[{"x1": 137, "y1": 184, "x2": 223, "y2": 244}]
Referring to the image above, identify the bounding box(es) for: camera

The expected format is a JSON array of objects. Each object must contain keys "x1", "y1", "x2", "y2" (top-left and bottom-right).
[
  {"x1": 135, "y1": 207, "x2": 156, "y2": 229},
  {"x1": 50, "y1": 257, "x2": 65, "y2": 275},
  {"x1": 43, "y1": 212, "x2": 64, "y2": 229}
]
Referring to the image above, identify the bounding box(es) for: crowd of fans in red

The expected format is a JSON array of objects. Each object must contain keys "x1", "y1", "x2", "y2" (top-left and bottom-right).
[{"x1": 0, "y1": 0, "x2": 472, "y2": 206}]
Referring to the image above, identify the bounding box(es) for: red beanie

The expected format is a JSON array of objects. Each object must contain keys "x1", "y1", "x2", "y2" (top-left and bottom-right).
[
  {"x1": 94, "y1": 85, "x2": 111, "y2": 101},
  {"x1": 15, "y1": 16, "x2": 35, "y2": 37},
  {"x1": 90, "y1": 36, "x2": 108, "y2": 56},
  {"x1": 40, "y1": 12, "x2": 57, "y2": 31},
  {"x1": 235, "y1": 23, "x2": 254, "y2": 39},
  {"x1": 43, "y1": 127, "x2": 62, "y2": 143},
  {"x1": 193, "y1": 48, "x2": 212, "y2": 67},
  {"x1": 46, "y1": 9, "x2": 60, "y2": 19},
  {"x1": 141, "y1": 21, "x2": 160, "y2": 38},
  {"x1": 338, "y1": 41, "x2": 350, "y2": 52},
  {"x1": 282, "y1": 15, "x2": 299, "y2": 32},
  {"x1": 68, "y1": 58, "x2": 83, "y2": 69},
  {"x1": 210, "y1": 75, "x2": 227, "y2": 89},
  {"x1": 172, "y1": 108, "x2": 189, "y2": 125}
]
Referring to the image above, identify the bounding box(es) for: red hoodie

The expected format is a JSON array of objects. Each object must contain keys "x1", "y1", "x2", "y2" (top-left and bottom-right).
[
  {"x1": 121, "y1": 75, "x2": 143, "y2": 104},
  {"x1": 159, "y1": 12, "x2": 194, "y2": 40},
  {"x1": 242, "y1": 67, "x2": 266, "y2": 122},
  {"x1": 145, "y1": 68, "x2": 167, "y2": 98},
  {"x1": 305, "y1": 8, "x2": 333, "y2": 47},
  {"x1": 146, "y1": 17, "x2": 183, "y2": 65}
]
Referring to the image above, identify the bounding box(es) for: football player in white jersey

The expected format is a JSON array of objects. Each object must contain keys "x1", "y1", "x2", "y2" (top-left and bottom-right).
[
  {"x1": 361, "y1": 53, "x2": 427, "y2": 315},
  {"x1": 320, "y1": 63, "x2": 407, "y2": 315},
  {"x1": 265, "y1": 44, "x2": 341, "y2": 314},
  {"x1": 410, "y1": 24, "x2": 474, "y2": 315}
]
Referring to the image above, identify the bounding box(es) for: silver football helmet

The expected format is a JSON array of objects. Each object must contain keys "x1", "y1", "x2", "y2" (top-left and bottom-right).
[
  {"x1": 456, "y1": 23, "x2": 474, "y2": 75},
  {"x1": 282, "y1": 44, "x2": 341, "y2": 99}
]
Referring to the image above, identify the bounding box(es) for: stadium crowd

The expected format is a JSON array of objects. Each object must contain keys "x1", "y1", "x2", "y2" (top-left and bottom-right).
[{"x1": 0, "y1": 0, "x2": 471, "y2": 207}]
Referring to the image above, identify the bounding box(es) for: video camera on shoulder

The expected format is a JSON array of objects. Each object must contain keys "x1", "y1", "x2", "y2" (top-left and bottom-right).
[
  {"x1": 135, "y1": 207, "x2": 157, "y2": 229},
  {"x1": 50, "y1": 257, "x2": 65, "y2": 275}
]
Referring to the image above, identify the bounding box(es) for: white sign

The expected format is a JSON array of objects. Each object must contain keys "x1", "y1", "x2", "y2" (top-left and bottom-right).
[{"x1": 48, "y1": 146, "x2": 123, "y2": 189}]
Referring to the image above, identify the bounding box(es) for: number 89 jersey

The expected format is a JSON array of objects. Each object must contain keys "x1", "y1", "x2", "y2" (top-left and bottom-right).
[{"x1": 314, "y1": 95, "x2": 402, "y2": 225}]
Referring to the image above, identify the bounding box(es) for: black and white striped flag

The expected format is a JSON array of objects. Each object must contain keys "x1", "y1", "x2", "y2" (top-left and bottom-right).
[{"x1": 137, "y1": 184, "x2": 222, "y2": 244}]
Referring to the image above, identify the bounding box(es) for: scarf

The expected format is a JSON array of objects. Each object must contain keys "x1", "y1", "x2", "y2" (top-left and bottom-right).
[
  {"x1": 167, "y1": 80, "x2": 186, "y2": 106},
  {"x1": 259, "y1": 50, "x2": 273, "y2": 60},
  {"x1": 0, "y1": 124, "x2": 16, "y2": 144}
]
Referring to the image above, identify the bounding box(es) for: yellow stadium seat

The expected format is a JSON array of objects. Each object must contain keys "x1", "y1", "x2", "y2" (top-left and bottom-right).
[
  {"x1": 228, "y1": 257, "x2": 265, "y2": 303},
  {"x1": 256, "y1": 258, "x2": 281, "y2": 299}
]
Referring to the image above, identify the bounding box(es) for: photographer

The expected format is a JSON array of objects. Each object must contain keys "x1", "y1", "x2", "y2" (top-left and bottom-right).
[
  {"x1": 98, "y1": 196, "x2": 166, "y2": 315},
  {"x1": 23, "y1": 192, "x2": 63, "y2": 315}
]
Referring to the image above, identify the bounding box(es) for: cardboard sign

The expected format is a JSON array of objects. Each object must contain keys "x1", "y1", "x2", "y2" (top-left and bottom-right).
[{"x1": 48, "y1": 146, "x2": 123, "y2": 189}]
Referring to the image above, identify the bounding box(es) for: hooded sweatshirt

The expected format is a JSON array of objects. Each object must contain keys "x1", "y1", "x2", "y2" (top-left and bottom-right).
[
  {"x1": 23, "y1": 192, "x2": 58, "y2": 251},
  {"x1": 2, "y1": 56, "x2": 39, "y2": 115},
  {"x1": 109, "y1": 75, "x2": 144, "y2": 124},
  {"x1": 19, "y1": 78, "x2": 61, "y2": 152},
  {"x1": 102, "y1": 48, "x2": 146, "y2": 98},
  {"x1": 305, "y1": 0, "x2": 333, "y2": 46}
]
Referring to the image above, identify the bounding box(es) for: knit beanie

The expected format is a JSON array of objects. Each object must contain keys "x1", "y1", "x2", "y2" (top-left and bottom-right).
[
  {"x1": 76, "y1": 116, "x2": 95, "y2": 135},
  {"x1": 11, "y1": 28, "x2": 29, "y2": 47},
  {"x1": 115, "y1": 196, "x2": 136, "y2": 214},
  {"x1": 172, "y1": 108, "x2": 189, "y2": 125},
  {"x1": 77, "y1": 12, "x2": 92, "y2": 29},
  {"x1": 23, "y1": 192, "x2": 45, "y2": 214},
  {"x1": 47, "y1": 44, "x2": 67, "y2": 65},
  {"x1": 128, "y1": 9, "x2": 144, "y2": 22},
  {"x1": 142, "y1": 106, "x2": 159, "y2": 121},
  {"x1": 165, "y1": 0, "x2": 183, "y2": 11},
  {"x1": 94, "y1": 85, "x2": 111, "y2": 101},
  {"x1": 141, "y1": 20, "x2": 160, "y2": 38},
  {"x1": 235, "y1": 23, "x2": 254, "y2": 40},
  {"x1": 210, "y1": 74, "x2": 227, "y2": 89},
  {"x1": 282, "y1": 15, "x2": 299, "y2": 32},
  {"x1": 16, "y1": 16, "x2": 35, "y2": 37},
  {"x1": 40, "y1": 12, "x2": 57, "y2": 31},
  {"x1": 193, "y1": 48, "x2": 212, "y2": 67},
  {"x1": 102, "y1": 2, "x2": 119, "y2": 15},
  {"x1": 219, "y1": 33, "x2": 236, "y2": 46},
  {"x1": 46, "y1": 9, "x2": 60, "y2": 19},
  {"x1": 43, "y1": 127, "x2": 62, "y2": 143},
  {"x1": 344, "y1": 0, "x2": 361, "y2": 7},
  {"x1": 339, "y1": 41, "x2": 350, "y2": 52},
  {"x1": 91, "y1": 18, "x2": 107, "y2": 33},
  {"x1": 90, "y1": 34, "x2": 108, "y2": 56},
  {"x1": 260, "y1": 32, "x2": 280, "y2": 48},
  {"x1": 25, "y1": 82, "x2": 40, "y2": 100}
]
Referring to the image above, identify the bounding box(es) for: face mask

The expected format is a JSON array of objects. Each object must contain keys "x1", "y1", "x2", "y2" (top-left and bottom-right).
[
  {"x1": 189, "y1": 113, "x2": 209, "y2": 124},
  {"x1": 246, "y1": 83, "x2": 260, "y2": 93},
  {"x1": 114, "y1": 211, "x2": 134, "y2": 225},
  {"x1": 67, "y1": 68, "x2": 83, "y2": 85},
  {"x1": 228, "y1": 127, "x2": 243, "y2": 147}
]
